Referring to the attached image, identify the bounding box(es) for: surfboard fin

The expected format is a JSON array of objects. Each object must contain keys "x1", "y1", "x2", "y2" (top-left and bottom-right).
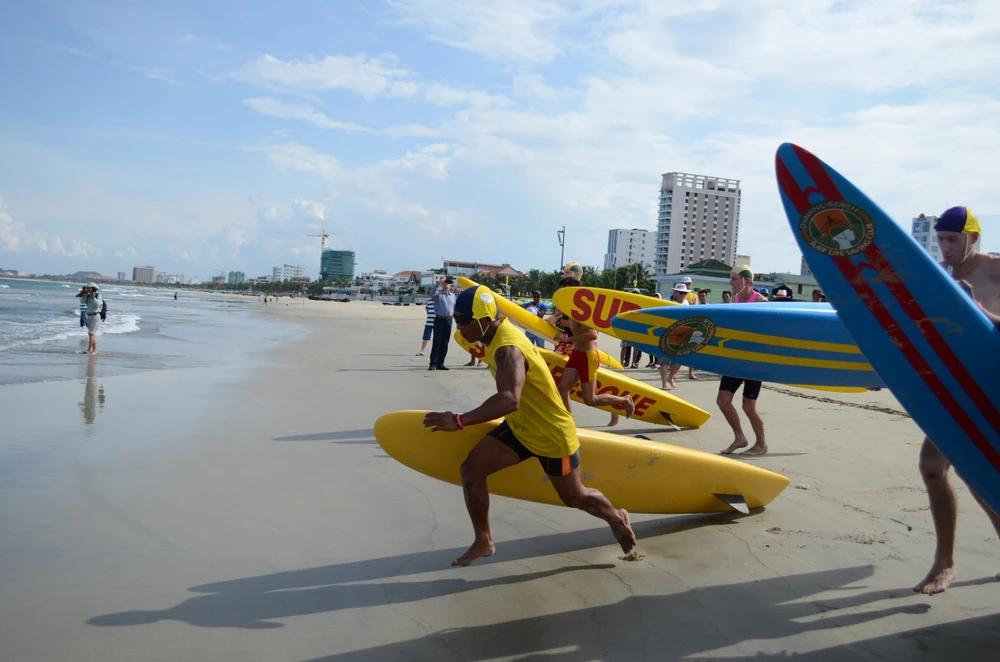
[
  {"x1": 714, "y1": 493, "x2": 749, "y2": 515},
  {"x1": 658, "y1": 412, "x2": 681, "y2": 431}
]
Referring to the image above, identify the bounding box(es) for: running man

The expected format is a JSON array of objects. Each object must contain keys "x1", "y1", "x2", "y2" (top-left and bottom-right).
[
  {"x1": 914, "y1": 206, "x2": 1000, "y2": 595},
  {"x1": 719, "y1": 266, "x2": 769, "y2": 456},
  {"x1": 554, "y1": 277, "x2": 636, "y2": 425},
  {"x1": 423, "y1": 285, "x2": 636, "y2": 566}
]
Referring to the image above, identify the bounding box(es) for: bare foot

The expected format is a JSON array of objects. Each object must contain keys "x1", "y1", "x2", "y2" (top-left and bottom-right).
[
  {"x1": 666, "y1": 378, "x2": 678, "y2": 389},
  {"x1": 416, "y1": 352, "x2": 424, "y2": 356},
  {"x1": 464, "y1": 360, "x2": 476, "y2": 366},
  {"x1": 452, "y1": 539, "x2": 496, "y2": 566},
  {"x1": 612, "y1": 509, "x2": 636, "y2": 554},
  {"x1": 688, "y1": 372, "x2": 698, "y2": 380},
  {"x1": 740, "y1": 444, "x2": 768, "y2": 456},
  {"x1": 623, "y1": 395, "x2": 636, "y2": 419},
  {"x1": 721, "y1": 439, "x2": 748, "y2": 455},
  {"x1": 608, "y1": 413, "x2": 620, "y2": 426},
  {"x1": 914, "y1": 563, "x2": 957, "y2": 595}
]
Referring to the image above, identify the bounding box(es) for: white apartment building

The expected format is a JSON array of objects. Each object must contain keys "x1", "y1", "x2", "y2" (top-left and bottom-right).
[
  {"x1": 911, "y1": 214, "x2": 940, "y2": 259},
  {"x1": 654, "y1": 172, "x2": 741, "y2": 277},
  {"x1": 273, "y1": 264, "x2": 306, "y2": 282},
  {"x1": 132, "y1": 266, "x2": 156, "y2": 284},
  {"x1": 604, "y1": 229, "x2": 656, "y2": 270}
]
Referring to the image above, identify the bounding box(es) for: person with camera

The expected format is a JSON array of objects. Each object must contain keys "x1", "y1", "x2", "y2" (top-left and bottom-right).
[{"x1": 76, "y1": 282, "x2": 104, "y2": 355}]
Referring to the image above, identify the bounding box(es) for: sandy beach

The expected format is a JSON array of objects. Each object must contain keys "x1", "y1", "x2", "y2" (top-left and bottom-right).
[{"x1": 1, "y1": 297, "x2": 997, "y2": 661}]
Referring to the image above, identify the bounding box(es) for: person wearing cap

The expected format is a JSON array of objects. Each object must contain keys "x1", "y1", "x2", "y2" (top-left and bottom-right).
[
  {"x1": 771, "y1": 283, "x2": 794, "y2": 301},
  {"x1": 522, "y1": 290, "x2": 549, "y2": 348},
  {"x1": 76, "y1": 282, "x2": 104, "y2": 354},
  {"x1": 427, "y1": 277, "x2": 457, "y2": 371},
  {"x1": 719, "y1": 266, "x2": 768, "y2": 456},
  {"x1": 680, "y1": 276, "x2": 697, "y2": 304},
  {"x1": 662, "y1": 284, "x2": 695, "y2": 389},
  {"x1": 423, "y1": 285, "x2": 637, "y2": 566},
  {"x1": 914, "y1": 206, "x2": 1000, "y2": 595},
  {"x1": 562, "y1": 262, "x2": 583, "y2": 280}
]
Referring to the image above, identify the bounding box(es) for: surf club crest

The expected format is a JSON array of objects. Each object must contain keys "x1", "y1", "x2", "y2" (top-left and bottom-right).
[
  {"x1": 800, "y1": 200, "x2": 875, "y2": 257},
  {"x1": 658, "y1": 317, "x2": 715, "y2": 357}
]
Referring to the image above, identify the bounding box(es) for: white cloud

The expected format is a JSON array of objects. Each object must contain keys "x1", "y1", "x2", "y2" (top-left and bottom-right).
[
  {"x1": 291, "y1": 198, "x2": 325, "y2": 221},
  {"x1": 0, "y1": 196, "x2": 102, "y2": 259},
  {"x1": 233, "y1": 54, "x2": 417, "y2": 99},
  {"x1": 243, "y1": 97, "x2": 374, "y2": 132},
  {"x1": 388, "y1": 0, "x2": 569, "y2": 63}
]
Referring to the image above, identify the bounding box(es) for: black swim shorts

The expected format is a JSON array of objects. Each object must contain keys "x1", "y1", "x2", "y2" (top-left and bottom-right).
[
  {"x1": 489, "y1": 421, "x2": 580, "y2": 477},
  {"x1": 719, "y1": 375, "x2": 763, "y2": 400}
]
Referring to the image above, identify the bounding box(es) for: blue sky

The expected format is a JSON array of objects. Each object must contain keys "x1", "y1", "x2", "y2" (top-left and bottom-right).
[{"x1": 2, "y1": 0, "x2": 999, "y2": 280}]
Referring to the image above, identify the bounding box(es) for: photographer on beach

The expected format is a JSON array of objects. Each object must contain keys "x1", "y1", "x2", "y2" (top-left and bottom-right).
[{"x1": 75, "y1": 283, "x2": 103, "y2": 355}]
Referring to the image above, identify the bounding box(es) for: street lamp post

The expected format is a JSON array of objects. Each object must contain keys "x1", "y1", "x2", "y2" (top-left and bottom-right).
[{"x1": 557, "y1": 226, "x2": 566, "y2": 272}]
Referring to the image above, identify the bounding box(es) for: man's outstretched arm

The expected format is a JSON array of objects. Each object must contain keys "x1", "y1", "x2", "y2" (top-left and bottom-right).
[{"x1": 424, "y1": 346, "x2": 526, "y2": 431}]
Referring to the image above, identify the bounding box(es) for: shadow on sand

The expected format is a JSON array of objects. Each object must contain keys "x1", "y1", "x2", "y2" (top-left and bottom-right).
[
  {"x1": 293, "y1": 571, "x2": 1000, "y2": 662},
  {"x1": 87, "y1": 513, "x2": 746, "y2": 630}
]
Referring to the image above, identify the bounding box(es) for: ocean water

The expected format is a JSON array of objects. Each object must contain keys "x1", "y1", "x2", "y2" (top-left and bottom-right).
[{"x1": 0, "y1": 278, "x2": 307, "y2": 385}]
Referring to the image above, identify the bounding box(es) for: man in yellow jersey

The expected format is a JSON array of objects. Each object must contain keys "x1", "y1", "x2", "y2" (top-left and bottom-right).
[{"x1": 424, "y1": 285, "x2": 637, "y2": 566}]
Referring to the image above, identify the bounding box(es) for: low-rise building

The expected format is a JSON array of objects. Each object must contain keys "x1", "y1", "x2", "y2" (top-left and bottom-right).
[{"x1": 273, "y1": 264, "x2": 306, "y2": 282}]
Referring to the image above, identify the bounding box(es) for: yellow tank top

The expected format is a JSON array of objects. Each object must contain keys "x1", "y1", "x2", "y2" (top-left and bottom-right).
[{"x1": 484, "y1": 319, "x2": 580, "y2": 458}]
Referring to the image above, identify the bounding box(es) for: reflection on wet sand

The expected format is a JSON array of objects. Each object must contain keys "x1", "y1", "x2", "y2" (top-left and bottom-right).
[{"x1": 81, "y1": 355, "x2": 105, "y2": 425}]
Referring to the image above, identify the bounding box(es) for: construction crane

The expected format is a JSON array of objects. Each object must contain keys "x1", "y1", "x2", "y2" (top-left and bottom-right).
[{"x1": 307, "y1": 228, "x2": 330, "y2": 252}]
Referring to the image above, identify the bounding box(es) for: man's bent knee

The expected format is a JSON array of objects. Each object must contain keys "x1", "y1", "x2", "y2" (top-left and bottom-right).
[
  {"x1": 460, "y1": 458, "x2": 488, "y2": 485},
  {"x1": 741, "y1": 399, "x2": 757, "y2": 415}
]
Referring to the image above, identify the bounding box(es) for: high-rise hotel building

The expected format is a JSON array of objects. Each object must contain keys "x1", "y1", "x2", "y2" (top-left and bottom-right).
[{"x1": 654, "y1": 172, "x2": 741, "y2": 276}]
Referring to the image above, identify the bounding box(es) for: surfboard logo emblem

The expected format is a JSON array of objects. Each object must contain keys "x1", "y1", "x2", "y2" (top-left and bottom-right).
[
  {"x1": 659, "y1": 317, "x2": 715, "y2": 357},
  {"x1": 800, "y1": 200, "x2": 875, "y2": 256}
]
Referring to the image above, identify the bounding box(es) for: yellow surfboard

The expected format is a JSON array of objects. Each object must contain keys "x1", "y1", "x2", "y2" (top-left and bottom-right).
[
  {"x1": 375, "y1": 411, "x2": 790, "y2": 514},
  {"x1": 456, "y1": 277, "x2": 623, "y2": 369},
  {"x1": 453, "y1": 332, "x2": 710, "y2": 428},
  {"x1": 551, "y1": 286, "x2": 676, "y2": 339}
]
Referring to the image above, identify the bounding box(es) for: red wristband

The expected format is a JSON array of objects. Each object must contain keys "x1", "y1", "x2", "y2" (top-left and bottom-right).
[{"x1": 454, "y1": 413, "x2": 464, "y2": 429}]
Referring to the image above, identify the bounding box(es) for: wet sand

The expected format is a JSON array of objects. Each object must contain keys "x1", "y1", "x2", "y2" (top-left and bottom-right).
[{"x1": 1, "y1": 298, "x2": 997, "y2": 661}]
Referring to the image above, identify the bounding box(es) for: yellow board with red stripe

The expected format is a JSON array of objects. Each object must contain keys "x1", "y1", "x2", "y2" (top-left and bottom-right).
[
  {"x1": 454, "y1": 332, "x2": 710, "y2": 429},
  {"x1": 375, "y1": 410, "x2": 789, "y2": 514},
  {"x1": 551, "y1": 286, "x2": 676, "y2": 339},
  {"x1": 456, "y1": 277, "x2": 623, "y2": 369}
]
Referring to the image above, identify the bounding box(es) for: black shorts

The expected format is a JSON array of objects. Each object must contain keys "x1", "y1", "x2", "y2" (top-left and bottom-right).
[
  {"x1": 490, "y1": 421, "x2": 580, "y2": 477},
  {"x1": 719, "y1": 375, "x2": 763, "y2": 400}
]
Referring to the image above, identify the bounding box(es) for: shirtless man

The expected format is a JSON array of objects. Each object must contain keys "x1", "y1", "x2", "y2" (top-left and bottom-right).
[
  {"x1": 719, "y1": 266, "x2": 769, "y2": 456},
  {"x1": 554, "y1": 277, "x2": 636, "y2": 424},
  {"x1": 423, "y1": 285, "x2": 636, "y2": 566},
  {"x1": 914, "y1": 206, "x2": 1000, "y2": 595}
]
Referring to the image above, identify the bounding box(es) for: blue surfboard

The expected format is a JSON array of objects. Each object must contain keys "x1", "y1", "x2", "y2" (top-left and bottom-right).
[
  {"x1": 776, "y1": 142, "x2": 1000, "y2": 516},
  {"x1": 611, "y1": 302, "x2": 884, "y2": 388}
]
